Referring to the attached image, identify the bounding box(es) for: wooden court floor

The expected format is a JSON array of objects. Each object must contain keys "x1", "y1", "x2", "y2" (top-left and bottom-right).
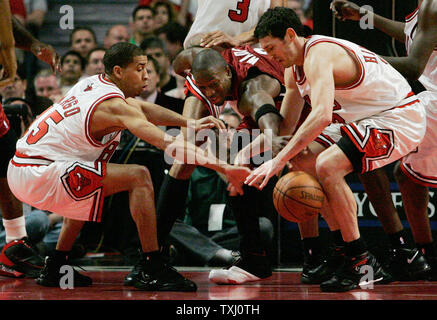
[{"x1": 1, "y1": 266, "x2": 437, "y2": 301}]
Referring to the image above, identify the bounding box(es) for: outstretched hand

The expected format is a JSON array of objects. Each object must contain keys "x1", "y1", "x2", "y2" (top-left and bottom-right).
[
  {"x1": 330, "y1": 0, "x2": 362, "y2": 21},
  {"x1": 224, "y1": 165, "x2": 252, "y2": 196},
  {"x1": 200, "y1": 31, "x2": 239, "y2": 48},
  {"x1": 244, "y1": 157, "x2": 286, "y2": 190},
  {"x1": 0, "y1": 47, "x2": 17, "y2": 87},
  {"x1": 193, "y1": 116, "x2": 227, "y2": 131},
  {"x1": 31, "y1": 41, "x2": 61, "y2": 74}
]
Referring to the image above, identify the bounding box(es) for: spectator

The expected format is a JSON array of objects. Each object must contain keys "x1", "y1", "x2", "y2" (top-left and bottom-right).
[
  {"x1": 70, "y1": 26, "x2": 98, "y2": 59},
  {"x1": 130, "y1": 5, "x2": 155, "y2": 46},
  {"x1": 104, "y1": 24, "x2": 130, "y2": 49},
  {"x1": 153, "y1": 1, "x2": 175, "y2": 30},
  {"x1": 33, "y1": 69, "x2": 62, "y2": 103},
  {"x1": 137, "y1": 56, "x2": 184, "y2": 117},
  {"x1": 23, "y1": 0, "x2": 47, "y2": 32},
  {"x1": 84, "y1": 47, "x2": 106, "y2": 78},
  {"x1": 0, "y1": 64, "x2": 52, "y2": 116},
  {"x1": 140, "y1": 36, "x2": 177, "y2": 93},
  {"x1": 9, "y1": 0, "x2": 26, "y2": 25},
  {"x1": 59, "y1": 50, "x2": 85, "y2": 96},
  {"x1": 155, "y1": 22, "x2": 188, "y2": 61}
]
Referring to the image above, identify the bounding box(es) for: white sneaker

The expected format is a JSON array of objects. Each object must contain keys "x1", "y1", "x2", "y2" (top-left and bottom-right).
[{"x1": 209, "y1": 266, "x2": 262, "y2": 284}]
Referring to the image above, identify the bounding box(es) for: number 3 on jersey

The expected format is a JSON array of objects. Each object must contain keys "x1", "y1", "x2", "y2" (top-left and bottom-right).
[{"x1": 228, "y1": 0, "x2": 251, "y2": 23}]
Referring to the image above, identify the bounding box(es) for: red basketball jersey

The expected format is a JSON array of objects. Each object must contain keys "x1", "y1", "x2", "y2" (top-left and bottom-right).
[{"x1": 0, "y1": 103, "x2": 11, "y2": 138}]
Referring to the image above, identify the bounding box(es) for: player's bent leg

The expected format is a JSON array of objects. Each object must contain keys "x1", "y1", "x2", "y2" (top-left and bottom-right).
[
  {"x1": 101, "y1": 163, "x2": 196, "y2": 291},
  {"x1": 394, "y1": 162, "x2": 436, "y2": 280},
  {"x1": 0, "y1": 178, "x2": 44, "y2": 278},
  {"x1": 360, "y1": 167, "x2": 429, "y2": 281},
  {"x1": 316, "y1": 145, "x2": 392, "y2": 292},
  {"x1": 36, "y1": 218, "x2": 92, "y2": 288}
]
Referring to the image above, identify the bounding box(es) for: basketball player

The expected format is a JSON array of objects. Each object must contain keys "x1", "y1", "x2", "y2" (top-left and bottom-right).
[
  {"x1": 0, "y1": 0, "x2": 60, "y2": 278},
  {"x1": 184, "y1": 0, "x2": 286, "y2": 49},
  {"x1": 7, "y1": 42, "x2": 251, "y2": 290},
  {"x1": 331, "y1": 0, "x2": 437, "y2": 280},
  {"x1": 246, "y1": 7, "x2": 427, "y2": 292}
]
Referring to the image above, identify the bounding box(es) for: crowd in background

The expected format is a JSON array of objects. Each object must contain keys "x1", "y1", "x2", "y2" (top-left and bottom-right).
[{"x1": 1, "y1": 0, "x2": 313, "y2": 265}]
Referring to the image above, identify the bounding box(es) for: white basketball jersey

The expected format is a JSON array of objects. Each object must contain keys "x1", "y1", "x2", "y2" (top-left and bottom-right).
[
  {"x1": 405, "y1": 6, "x2": 437, "y2": 92},
  {"x1": 293, "y1": 35, "x2": 413, "y2": 123},
  {"x1": 16, "y1": 74, "x2": 125, "y2": 163},
  {"x1": 184, "y1": 0, "x2": 270, "y2": 48}
]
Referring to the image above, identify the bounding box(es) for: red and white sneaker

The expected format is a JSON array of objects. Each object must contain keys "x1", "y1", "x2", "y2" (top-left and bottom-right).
[{"x1": 0, "y1": 238, "x2": 44, "y2": 278}]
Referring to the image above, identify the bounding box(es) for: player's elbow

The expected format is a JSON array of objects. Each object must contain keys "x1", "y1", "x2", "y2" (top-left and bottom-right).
[{"x1": 407, "y1": 60, "x2": 426, "y2": 80}]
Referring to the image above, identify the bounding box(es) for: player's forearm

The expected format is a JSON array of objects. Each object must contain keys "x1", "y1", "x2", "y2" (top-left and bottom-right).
[
  {"x1": 276, "y1": 109, "x2": 330, "y2": 164},
  {"x1": 12, "y1": 15, "x2": 39, "y2": 51},
  {"x1": 137, "y1": 99, "x2": 191, "y2": 128},
  {"x1": 0, "y1": 0, "x2": 15, "y2": 49},
  {"x1": 365, "y1": 10, "x2": 406, "y2": 43},
  {"x1": 382, "y1": 56, "x2": 423, "y2": 80},
  {"x1": 130, "y1": 118, "x2": 228, "y2": 173}
]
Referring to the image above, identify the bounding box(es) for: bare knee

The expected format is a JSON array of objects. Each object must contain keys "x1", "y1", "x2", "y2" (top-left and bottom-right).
[
  {"x1": 393, "y1": 161, "x2": 406, "y2": 184},
  {"x1": 131, "y1": 165, "x2": 153, "y2": 190},
  {"x1": 315, "y1": 153, "x2": 336, "y2": 184}
]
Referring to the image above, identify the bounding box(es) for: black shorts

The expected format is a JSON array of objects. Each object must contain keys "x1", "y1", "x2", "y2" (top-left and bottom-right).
[{"x1": 0, "y1": 129, "x2": 17, "y2": 178}]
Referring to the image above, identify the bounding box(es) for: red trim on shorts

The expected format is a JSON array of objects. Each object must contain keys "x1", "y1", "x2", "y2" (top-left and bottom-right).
[
  {"x1": 339, "y1": 125, "x2": 367, "y2": 174},
  {"x1": 400, "y1": 161, "x2": 437, "y2": 188}
]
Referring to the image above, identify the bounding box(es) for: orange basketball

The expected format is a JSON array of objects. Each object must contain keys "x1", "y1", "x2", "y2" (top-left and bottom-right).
[{"x1": 273, "y1": 171, "x2": 325, "y2": 223}]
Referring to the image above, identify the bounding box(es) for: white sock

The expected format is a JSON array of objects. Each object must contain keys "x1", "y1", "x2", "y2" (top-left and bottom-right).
[{"x1": 3, "y1": 216, "x2": 27, "y2": 243}]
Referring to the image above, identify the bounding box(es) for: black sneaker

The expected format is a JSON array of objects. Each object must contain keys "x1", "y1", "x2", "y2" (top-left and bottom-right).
[
  {"x1": 386, "y1": 247, "x2": 430, "y2": 281},
  {"x1": 0, "y1": 237, "x2": 44, "y2": 278},
  {"x1": 36, "y1": 256, "x2": 92, "y2": 287},
  {"x1": 301, "y1": 246, "x2": 345, "y2": 284},
  {"x1": 132, "y1": 255, "x2": 197, "y2": 292},
  {"x1": 320, "y1": 251, "x2": 393, "y2": 292},
  {"x1": 422, "y1": 252, "x2": 437, "y2": 281},
  {"x1": 208, "y1": 252, "x2": 272, "y2": 284}
]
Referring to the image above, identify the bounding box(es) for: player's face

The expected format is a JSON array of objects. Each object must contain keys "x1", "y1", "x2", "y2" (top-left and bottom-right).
[
  {"x1": 194, "y1": 67, "x2": 232, "y2": 106},
  {"x1": 259, "y1": 33, "x2": 298, "y2": 68},
  {"x1": 121, "y1": 55, "x2": 149, "y2": 97}
]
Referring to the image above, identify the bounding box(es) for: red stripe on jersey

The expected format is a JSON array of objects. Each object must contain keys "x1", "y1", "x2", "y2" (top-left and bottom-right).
[
  {"x1": 304, "y1": 39, "x2": 365, "y2": 90},
  {"x1": 85, "y1": 93, "x2": 126, "y2": 147}
]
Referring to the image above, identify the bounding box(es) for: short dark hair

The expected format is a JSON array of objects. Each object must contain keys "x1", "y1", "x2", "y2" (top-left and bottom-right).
[
  {"x1": 103, "y1": 42, "x2": 144, "y2": 75},
  {"x1": 132, "y1": 5, "x2": 155, "y2": 21},
  {"x1": 69, "y1": 26, "x2": 97, "y2": 45},
  {"x1": 155, "y1": 22, "x2": 188, "y2": 45},
  {"x1": 147, "y1": 55, "x2": 161, "y2": 75},
  {"x1": 191, "y1": 48, "x2": 228, "y2": 75},
  {"x1": 140, "y1": 36, "x2": 167, "y2": 53},
  {"x1": 86, "y1": 46, "x2": 107, "y2": 63},
  {"x1": 254, "y1": 7, "x2": 305, "y2": 40},
  {"x1": 61, "y1": 50, "x2": 86, "y2": 70}
]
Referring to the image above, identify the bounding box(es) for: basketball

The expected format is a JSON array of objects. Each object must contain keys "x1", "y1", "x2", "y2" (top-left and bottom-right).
[{"x1": 273, "y1": 171, "x2": 326, "y2": 223}]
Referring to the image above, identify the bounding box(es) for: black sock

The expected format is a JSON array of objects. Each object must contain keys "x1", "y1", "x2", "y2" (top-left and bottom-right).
[
  {"x1": 156, "y1": 174, "x2": 190, "y2": 247},
  {"x1": 345, "y1": 238, "x2": 367, "y2": 257},
  {"x1": 331, "y1": 230, "x2": 346, "y2": 248},
  {"x1": 53, "y1": 250, "x2": 69, "y2": 263},
  {"x1": 388, "y1": 229, "x2": 409, "y2": 248},
  {"x1": 302, "y1": 236, "x2": 322, "y2": 257},
  {"x1": 229, "y1": 184, "x2": 265, "y2": 255},
  {"x1": 417, "y1": 242, "x2": 437, "y2": 257}
]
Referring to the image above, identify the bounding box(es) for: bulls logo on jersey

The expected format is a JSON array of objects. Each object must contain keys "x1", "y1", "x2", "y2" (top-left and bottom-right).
[{"x1": 84, "y1": 84, "x2": 93, "y2": 92}]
